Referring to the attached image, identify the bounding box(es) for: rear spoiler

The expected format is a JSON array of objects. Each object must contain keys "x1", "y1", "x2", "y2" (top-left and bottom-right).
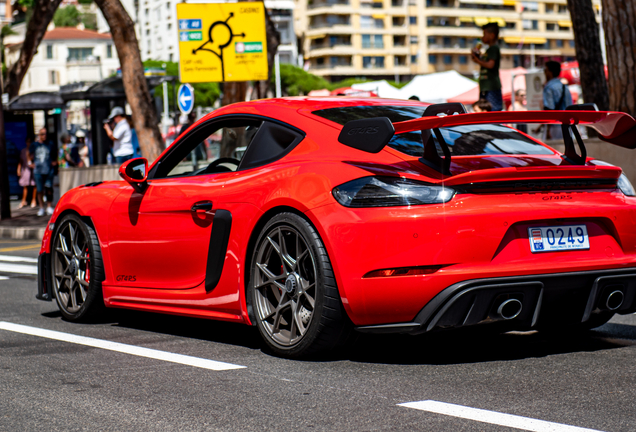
[{"x1": 337, "y1": 103, "x2": 636, "y2": 175}]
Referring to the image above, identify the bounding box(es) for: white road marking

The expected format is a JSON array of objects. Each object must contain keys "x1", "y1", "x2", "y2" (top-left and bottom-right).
[
  {"x1": 0, "y1": 321, "x2": 246, "y2": 371},
  {"x1": 0, "y1": 263, "x2": 38, "y2": 275},
  {"x1": 0, "y1": 254, "x2": 38, "y2": 263},
  {"x1": 0, "y1": 276, "x2": 8, "y2": 280},
  {"x1": 398, "y1": 400, "x2": 604, "y2": 432}
]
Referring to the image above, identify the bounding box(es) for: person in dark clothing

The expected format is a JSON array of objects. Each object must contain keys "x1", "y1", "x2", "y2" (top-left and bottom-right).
[
  {"x1": 30, "y1": 128, "x2": 57, "y2": 216},
  {"x1": 471, "y1": 22, "x2": 503, "y2": 111}
]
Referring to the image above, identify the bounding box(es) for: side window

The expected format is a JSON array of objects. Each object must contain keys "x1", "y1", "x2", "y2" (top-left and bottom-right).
[
  {"x1": 152, "y1": 119, "x2": 262, "y2": 179},
  {"x1": 238, "y1": 121, "x2": 305, "y2": 170}
]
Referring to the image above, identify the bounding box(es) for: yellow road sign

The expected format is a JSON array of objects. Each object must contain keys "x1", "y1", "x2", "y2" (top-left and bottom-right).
[{"x1": 177, "y1": 2, "x2": 269, "y2": 83}]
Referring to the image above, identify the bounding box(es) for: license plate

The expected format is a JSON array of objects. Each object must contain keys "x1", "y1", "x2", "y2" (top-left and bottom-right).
[{"x1": 528, "y1": 225, "x2": 590, "y2": 253}]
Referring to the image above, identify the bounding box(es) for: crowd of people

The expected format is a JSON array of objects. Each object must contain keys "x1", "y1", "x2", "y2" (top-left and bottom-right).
[{"x1": 15, "y1": 105, "x2": 140, "y2": 216}]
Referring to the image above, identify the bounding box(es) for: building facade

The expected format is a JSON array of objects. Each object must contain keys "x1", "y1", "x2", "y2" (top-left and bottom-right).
[
  {"x1": 6, "y1": 27, "x2": 119, "y2": 94},
  {"x1": 296, "y1": 0, "x2": 601, "y2": 81}
]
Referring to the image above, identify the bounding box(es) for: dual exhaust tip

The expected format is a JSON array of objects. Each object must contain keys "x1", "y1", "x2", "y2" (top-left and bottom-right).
[{"x1": 493, "y1": 287, "x2": 625, "y2": 322}]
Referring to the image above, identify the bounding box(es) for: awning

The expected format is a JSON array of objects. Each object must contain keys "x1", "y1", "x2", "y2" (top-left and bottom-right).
[
  {"x1": 61, "y1": 76, "x2": 178, "y2": 101},
  {"x1": 474, "y1": 17, "x2": 506, "y2": 27},
  {"x1": 503, "y1": 36, "x2": 547, "y2": 44},
  {"x1": 557, "y1": 20, "x2": 572, "y2": 27},
  {"x1": 459, "y1": 16, "x2": 474, "y2": 22},
  {"x1": 307, "y1": 33, "x2": 327, "y2": 39},
  {"x1": 372, "y1": 13, "x2": 386, "y2": 19},
  {"x1": 459, "y1": 0, "x2": 516, "y2": 4},
  {"x1": 6, "y1": 92, "x2": 66, "y2": 111}
]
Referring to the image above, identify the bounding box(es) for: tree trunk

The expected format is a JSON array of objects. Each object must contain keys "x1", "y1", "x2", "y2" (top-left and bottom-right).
[
  {"x1": 5, "y1": 0, "x2": 63, "y2": 99},
  {"x1": 602, "y1": 0, "x2": 636, "y2": 116},
  {"x1": 221, "y1": 1, "x2": 280, "y2": 105},
  {"x1": 566, "y1": 0, "x2": 609, "y2": 111},
  {"x1": 94, "y1": 0, "x2": 164, "y2": 162}
]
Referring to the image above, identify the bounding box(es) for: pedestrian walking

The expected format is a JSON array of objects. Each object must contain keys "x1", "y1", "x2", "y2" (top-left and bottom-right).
[
  {"x1": 17, "y1": 135, "x2": 36, "y2": 209},
  {"x1": 30, "y1": 128, "x2": 56, "y2": 216},
  {"x1": 471, "y1": 22, "x2": 503, "y2": 111},
  {"x1": 543, "y1": 60, "x2": 573, "y2": 139},
  {"x1": 76, "y1": 130, "x2": 90, "y2": 167},
  {"x1": 103, "y1": 106, "x2": 134, "y2": 165}
]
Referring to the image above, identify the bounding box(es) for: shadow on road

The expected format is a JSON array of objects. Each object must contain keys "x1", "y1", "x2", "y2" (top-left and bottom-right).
[
  {"x1": 340, "y1": 323, "x2": 636, "y2": 365},
  {"x1": 40, "y1": 307, "x2": 636, "y2": 365}
]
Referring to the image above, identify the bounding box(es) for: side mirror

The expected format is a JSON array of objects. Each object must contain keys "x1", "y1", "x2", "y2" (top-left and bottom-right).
[{"x1": 119, "y1": 158, "x2": 148, "y2": 192}]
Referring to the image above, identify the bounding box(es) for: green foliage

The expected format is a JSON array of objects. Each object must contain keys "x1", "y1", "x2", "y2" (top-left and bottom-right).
[
  {"x1": 271, "y1": 63, "x2": 409, "y2": 96},
  {"x1": 1, "y1": 25, "x2": 17, "y2": 39},
  {"x1": 80, "y1": 13, "x2": 97, "y2": 30},
  {"x1": 273, "y1": 63, "x2": 329, "y2": 96},
  {"x1": 17, "y1": 0, "x2": 34, "y2": 7},
  {"x1": 53, "y1": 5, "x2": 81, "y2": 28},
  {"x1": 143, "y1": 60, "x2": 220, "y2": 108}
]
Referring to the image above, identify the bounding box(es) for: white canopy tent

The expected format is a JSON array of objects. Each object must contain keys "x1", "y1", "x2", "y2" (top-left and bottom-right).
[
  {"x1": 398, "y1": 70, "x2": 478, "y2": 103},
  {"x1": 351, "y1": 80, "x2": 404, "y2": 99}
]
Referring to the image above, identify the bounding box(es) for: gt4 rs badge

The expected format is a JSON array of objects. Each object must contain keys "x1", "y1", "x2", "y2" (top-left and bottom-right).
[{"x1": 116, "y1": 275, "x2": 137, "y2": 282}]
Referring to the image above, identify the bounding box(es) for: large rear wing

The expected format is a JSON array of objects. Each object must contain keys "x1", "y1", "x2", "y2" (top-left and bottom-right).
[{"x1": 337, "y1": 103, "x2": 636, "y2": 175}]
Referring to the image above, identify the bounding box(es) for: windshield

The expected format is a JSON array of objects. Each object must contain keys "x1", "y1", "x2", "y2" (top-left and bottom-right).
[{"x1": 312, "y1": 105, "x2": 553, "y2": 157}]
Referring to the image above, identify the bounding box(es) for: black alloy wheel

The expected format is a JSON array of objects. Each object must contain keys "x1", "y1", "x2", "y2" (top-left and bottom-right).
[
  {"x1": 248, "y1": 213, "x2": 351, "y2": 358},
  {"x1": 51, "y1": 214, "x2": 105, "y2": 321}
]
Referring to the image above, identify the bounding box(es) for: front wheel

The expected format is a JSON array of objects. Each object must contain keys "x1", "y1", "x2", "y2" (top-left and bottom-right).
[
  {"x1": 51, "y1": 214, "x2": 105, "y2": 321},
  {"x1": 248, "y1": 213, "x2": 350, "y2": 358}
]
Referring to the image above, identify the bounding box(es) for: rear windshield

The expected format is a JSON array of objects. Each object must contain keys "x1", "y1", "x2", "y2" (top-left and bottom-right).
[{"x1": 312, "y1": 105, "x2": 553, "y2": 156}]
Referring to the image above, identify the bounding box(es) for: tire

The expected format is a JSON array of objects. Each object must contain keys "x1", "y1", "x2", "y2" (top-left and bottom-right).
[
  {"x1": 247, "y1": 212, "x2": 351, "y2": 358},
  {"x1": 50, "y1": 214, "x2": 105, "y2": 321}
]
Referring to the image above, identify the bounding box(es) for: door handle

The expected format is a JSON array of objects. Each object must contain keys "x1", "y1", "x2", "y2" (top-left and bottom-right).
[{"x1": 191, "y1": 201, "x2": 213, "y2": 212}]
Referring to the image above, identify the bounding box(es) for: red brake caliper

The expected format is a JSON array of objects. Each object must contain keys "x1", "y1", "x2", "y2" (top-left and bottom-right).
[{"x1": 85, "y1": 250, "x2": 90, "y2": 283}]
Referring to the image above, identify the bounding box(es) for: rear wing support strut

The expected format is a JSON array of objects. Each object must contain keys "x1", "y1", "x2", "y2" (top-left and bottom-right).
[{"x1": 562, "y1": 123, "x2": 587, "y2": 165}]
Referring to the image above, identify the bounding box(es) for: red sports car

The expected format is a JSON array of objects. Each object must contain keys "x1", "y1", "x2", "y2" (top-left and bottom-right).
[{"x1": 36, "y1": 98, "x2": 636, "y2": 357}]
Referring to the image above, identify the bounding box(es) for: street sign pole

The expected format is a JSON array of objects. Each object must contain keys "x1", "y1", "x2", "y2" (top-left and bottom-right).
[{"x1": 275, "y1": 50, "x2": 281, "y2": 98}]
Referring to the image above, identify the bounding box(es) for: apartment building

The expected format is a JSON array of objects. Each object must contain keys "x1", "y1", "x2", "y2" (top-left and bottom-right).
[{"x1": 296, "y1": 0, "x2": 601, "y2": 81}]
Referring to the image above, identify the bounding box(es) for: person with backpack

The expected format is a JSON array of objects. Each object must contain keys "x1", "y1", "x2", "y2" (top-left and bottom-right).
[{"x1": 543, "y1": 60, "x2": 573, "y2": 139}]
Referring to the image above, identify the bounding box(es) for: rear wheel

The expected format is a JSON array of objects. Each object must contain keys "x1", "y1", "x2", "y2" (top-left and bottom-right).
[
  {"x1": 248, "y1": 213, "x2": 350, "y2": 358},
  {"x1": 51, "y1": 214, "x2": 104, "y2": 321}
]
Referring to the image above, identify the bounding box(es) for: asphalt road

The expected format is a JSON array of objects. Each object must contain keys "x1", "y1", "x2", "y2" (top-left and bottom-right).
[{"x1": 1, "y1": 240, "x2": 636, "y2": 431}]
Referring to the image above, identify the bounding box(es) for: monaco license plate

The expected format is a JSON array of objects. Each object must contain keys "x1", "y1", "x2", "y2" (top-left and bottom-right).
[{"x1": 528, "y1": 225, "x2": 590, "y2": 253}]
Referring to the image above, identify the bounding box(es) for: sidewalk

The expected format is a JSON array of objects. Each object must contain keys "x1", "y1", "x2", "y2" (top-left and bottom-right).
[{"x1": 0, "y1": 201, "x2": 50, "y2": 240}]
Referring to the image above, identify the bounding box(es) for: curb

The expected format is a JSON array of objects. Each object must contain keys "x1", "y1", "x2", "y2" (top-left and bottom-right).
[{"x1": 0, "y1": 226, "x2": 46, "y2": 240}]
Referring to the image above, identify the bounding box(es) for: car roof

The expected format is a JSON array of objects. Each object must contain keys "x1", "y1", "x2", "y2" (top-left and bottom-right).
[{"x1": 207, "y1": 97, "x2": 428, "y2": 122}]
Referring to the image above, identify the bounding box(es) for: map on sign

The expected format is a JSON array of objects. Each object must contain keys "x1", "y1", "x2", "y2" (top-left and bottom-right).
[{"x1": 176, "y1": 3, "x2": 268, "y2": 83}]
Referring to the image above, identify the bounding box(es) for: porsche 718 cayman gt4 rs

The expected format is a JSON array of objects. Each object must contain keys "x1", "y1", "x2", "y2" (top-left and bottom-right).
[{"x1": 36, "y1": 98, "x2": 636, "y2": 357}]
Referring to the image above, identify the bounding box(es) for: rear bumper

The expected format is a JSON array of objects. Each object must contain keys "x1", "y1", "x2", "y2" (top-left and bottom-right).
[
  {"x1": 36, "y1": 253, "x2": 53, "y2": 302},
  {"x1": 356, "y1": 267, "x2": 636, "y2": 334}
]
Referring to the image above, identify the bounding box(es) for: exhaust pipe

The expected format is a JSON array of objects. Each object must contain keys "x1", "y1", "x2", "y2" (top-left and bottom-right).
[
  {"x1": 497, "y1": 298, "x2": 523, "y2": 320},
  {"x1": 605, "y1": 290, "x2": 624, "y2": 311}
]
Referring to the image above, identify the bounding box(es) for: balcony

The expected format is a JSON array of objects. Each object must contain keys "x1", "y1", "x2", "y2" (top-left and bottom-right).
[
  {"x1": 308, "y1": 0, "x2": 349, "y2": 8},
  {"x1": 309, "y1": 17, "x2": 351, "y2": 29}
]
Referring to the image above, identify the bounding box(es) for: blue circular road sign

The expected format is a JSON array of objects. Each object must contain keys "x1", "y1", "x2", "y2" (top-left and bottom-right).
[{"x1": 178, "y1": 84, "x2": 195, "y2": 115}]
